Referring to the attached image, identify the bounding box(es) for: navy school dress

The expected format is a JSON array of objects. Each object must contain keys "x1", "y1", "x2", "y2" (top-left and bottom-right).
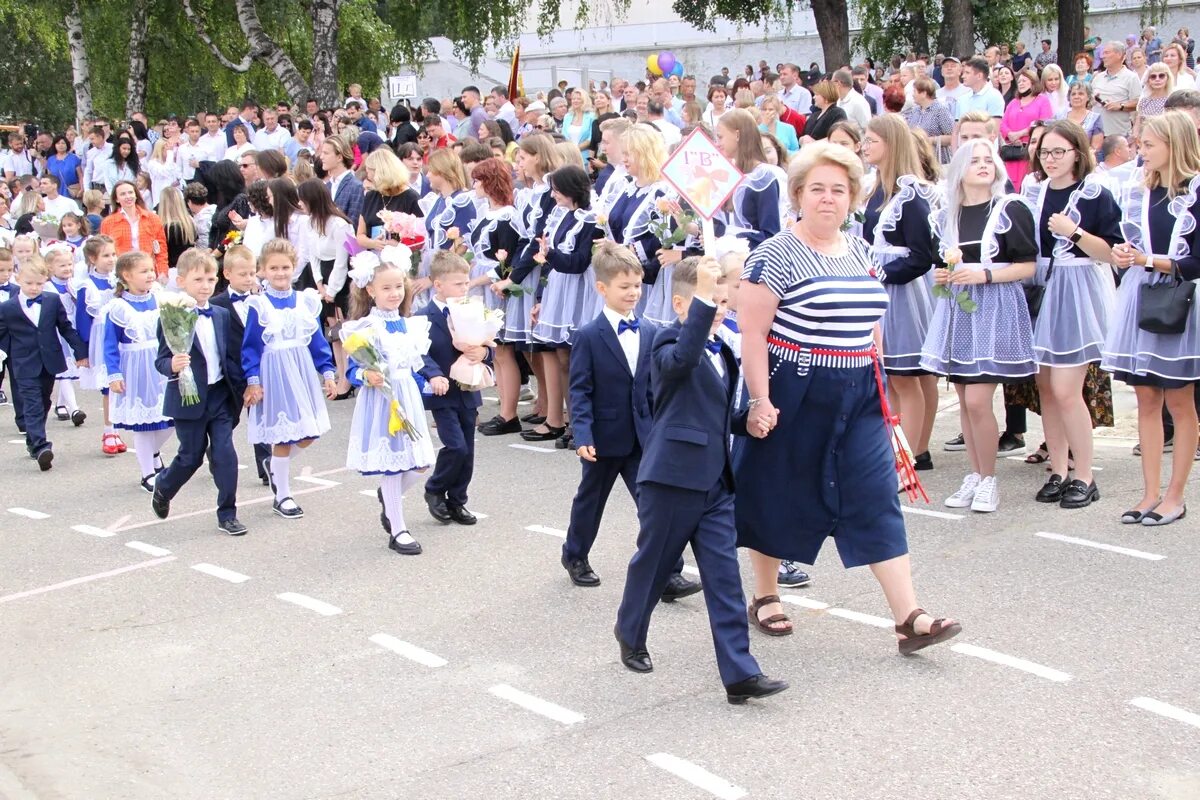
[{"x1": 732, "y1": 231, "x2": 908, "y2": 568}]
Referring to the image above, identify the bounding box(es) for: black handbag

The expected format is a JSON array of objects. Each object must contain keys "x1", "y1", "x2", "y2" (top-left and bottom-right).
[
  {"x1": 1138, "y1": 266, "x2": 1196, "y2": 334},
  {"x1": 1023, "y1": 259, "x2": 1053, "y2": 320},
  {"x1": 999, "y1": 143, "x2": 1028, "y2": 162}
]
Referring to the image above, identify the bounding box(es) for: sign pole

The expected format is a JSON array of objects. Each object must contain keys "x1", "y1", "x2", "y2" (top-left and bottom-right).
[{"x1": 702, "y1": 217, "x2": 716, "y2": 258}]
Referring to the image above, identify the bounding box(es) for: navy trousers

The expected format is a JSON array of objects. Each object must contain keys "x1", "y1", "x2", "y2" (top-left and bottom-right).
[
  {"x1": 425, "y1": 406, "x2": 477, "y2": 506},
  {"x1": 155, "y1": 382, "x2": 239, "y2": 523},
  {"x1": 17, "y1": 369, "x2": 55, "y2": 454},
  {"x1": 615, "y1": 479, "x2": 760, "y2": 686}
]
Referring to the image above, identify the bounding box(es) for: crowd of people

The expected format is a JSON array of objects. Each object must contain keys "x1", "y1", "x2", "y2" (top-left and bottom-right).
[{"x1": 0, "y1": 18, "x2": 1197, "y2": 698}]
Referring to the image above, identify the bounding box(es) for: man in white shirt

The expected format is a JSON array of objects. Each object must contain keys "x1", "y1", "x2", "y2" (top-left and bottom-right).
[
  {"x1": 176, "y1": 118, "x2": 207, "y2": 181},
  {"x1": 39, "y1": 175, "x2": 81, "y2": 219},
  {"x1": 646, "y1": 101, "x2": 682, "y2": 147},
  {"x1": 1094, "y1": 135, "x2": 1136, "y2": 194},
  {"x1": 778, "y1": 64, "x2": 813, "y2": 113},
  {"x1": 198, "y1": 113, "x2": 227, "y2": 162},
  {"x1": 935, "y1": 57, "x2": 971, "y2": 118},
  {"x1": 2, "y1": 133, "x2": 36, "y2": 182},
  {"x1": 490, "y1": 85, "x2": 519, "y2": 131},
  {"x1": 1091, "y1": 41, "x2": 1143, "y2": 136},
  {"x1": 252, "y1": 110, "x2": 291, "y2": 152},
  {"x1": 651, "y1": 79, "x2": 684, "y2": 127},
  {"x1": 833, "y1": 69, "x2": 870, "y2": 129},
  {"x1": 82, "y1": 126, "x2": 112, "y2": 189}
]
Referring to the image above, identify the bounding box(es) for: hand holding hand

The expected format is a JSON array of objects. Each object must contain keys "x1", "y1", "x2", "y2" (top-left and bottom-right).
[
  {"x1": 748, "y1": 399, "x2": 778, "y2": 439},
  {"x1": 244, "y1": 385, "x2": 263, "y2": 407},
  {"x1": 75, "y1": 358, "x2": 89, "y2": 369},
  {"x1": 171, "y1": 353, "x2": 191, "y2": 374},
  {"x1": 323, "y1": 379, "x2": 338, "y2": 399},
  {"x1": 430, "y1": 376, "x2": 450, "y2": 396},
  {"x1": 109, "y1": 379, "x2": 125, "y2": 394}
]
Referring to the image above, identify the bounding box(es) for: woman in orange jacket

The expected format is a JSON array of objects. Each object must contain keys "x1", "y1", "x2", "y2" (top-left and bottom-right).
[{"x1": 99, "y1": 180, "x2": 169, "y2": 277}]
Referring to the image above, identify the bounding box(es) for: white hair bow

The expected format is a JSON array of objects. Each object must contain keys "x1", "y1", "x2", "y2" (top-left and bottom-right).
[
  {"x1": 40, "y1": 240, "x2": 75, "y2": 258},
  {"x1": 348, "y1": 251, "x2": 381, "y2": 288},
  {"x1": 379, "y1": 243, "x2": 413, "y2": 268},
  {"x1": 712, "y1": 235, "x2": 750, "y2": 261}
]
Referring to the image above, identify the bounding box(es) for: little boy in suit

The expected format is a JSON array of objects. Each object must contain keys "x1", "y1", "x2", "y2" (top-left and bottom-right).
[
  {"x1": 613, "y1": 257, "x2": 787, "y2": 704},
  {"x1": 151, "y1": 249, "x2": 247, "y2": 535},
  {"x1": 0, "y1": 256, "x2": 88, "y2": 470},
  {"x1": 415, "y1": 251, "x2": 490, "y2": 525},
  {"x1": 209, "y1": 244, "x2": 270, "y2": 486},
  {"x1": 563, "y1": 242, "x2": 700, "y2": 602}
]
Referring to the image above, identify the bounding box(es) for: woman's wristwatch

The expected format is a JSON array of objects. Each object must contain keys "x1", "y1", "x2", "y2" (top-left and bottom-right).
[
  {"x1": 1069, "y1": 227, "x2": 1084, "y2": 243},
  {"x1": 983, "y1": 268, "x2": 993, "y2": 284}
]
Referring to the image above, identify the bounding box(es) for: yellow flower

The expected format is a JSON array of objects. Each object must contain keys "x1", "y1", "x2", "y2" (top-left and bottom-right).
[
  {"x1": 655, "y1": 198, "x2": 671, "y2": 213},
  {"x1": 595, "y1": 213, "x2": 608, "y2": 226},
  {"x1": 343, "y1": 332, "x2": 371, "y2": 353},
  {"x1": 446, "y1": 226, "x2": 461, "y2": 241}
]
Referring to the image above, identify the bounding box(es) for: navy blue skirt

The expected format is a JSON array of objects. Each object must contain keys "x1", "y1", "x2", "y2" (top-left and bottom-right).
[{"x1": 733, "y1": 357, "x2": 908, "y2": 569}]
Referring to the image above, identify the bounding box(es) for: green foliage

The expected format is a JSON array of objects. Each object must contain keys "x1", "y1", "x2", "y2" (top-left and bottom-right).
[
  {"x1": 672, "y1": 0, "x2": 799, "y2": 31},
  {"x1": 853, "y1": 0, "x2": 1053, "y2": 58}
]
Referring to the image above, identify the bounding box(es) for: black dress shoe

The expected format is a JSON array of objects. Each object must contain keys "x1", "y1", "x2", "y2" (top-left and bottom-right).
[
  {"x1": 447, "y1": 504, "x2": 477, "y2": 525},
  {"x1": 520, "y1": 412, "x2": 546, "y2": 425},
  {"x1": 479, "y1": 415, "x2": 522, "y2": 436},
  {"x1": 36, "y1": 447, "x2": 54, "y2": 472},
  {"x1": 376, "y1": 487, "x2": 391, "y2": 534},
  {"x1": 1036, "y1": 473, "x2": 1066, "y2": 503},
  {"x1": 561, "y1": 554, "x2": 601, "y2": 586},
  {"x1": 614, "y1": 624, "x2": 652, "y2": 673},
  {"x1": 139, "y1": 475, "x2": 156, "y2": 493},
  {"x1": 555, "y1": 432, "x2": 574, "y2": 450},
  {"x1": 54, "y1": 405, "x2": 69, "y2": 421},
  {"x1": 913, "y1": 451, "x2": 933, "y2": 471},
  {"x1": 725, "y1": 674, "x2": 789, "y2": 705},
  {"x1": 218, "y1": 518, "x2": 248, "y2": 536},
  {"x1": 660, "y1": 573, "x2": 702, "y2": 603},
  {"x1": 1059, "y1": 479, "x2": 1100, "y2": 509},
  {"x1": 520, "y1": 425, "x2": 565, "y2": 442},
  {"x1": 272, "y1": 497, "x2": 304, "y2": 519},
  {"x1": 151, "y1": 490, "x2": 170, "y2": 519},
  {"x1": 71, "y1": 409, "x2": 86, "y2": 427},
  {"x1": 424, "y1": 491, "x2": 452, "y2": 523},
  {"x1": 389, "y1": 532, "x2": 422, "y2": 555}
]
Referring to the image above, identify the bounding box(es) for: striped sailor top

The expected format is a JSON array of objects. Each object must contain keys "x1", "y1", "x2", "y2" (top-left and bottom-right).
[{"x1": 742, "y1": 231, "x2": 888, "y2": 354}]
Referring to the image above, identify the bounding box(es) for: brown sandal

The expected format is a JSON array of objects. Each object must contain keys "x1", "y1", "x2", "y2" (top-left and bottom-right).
[
  {"x1": 748, "y1": 595, "x2": 793, "y2": 637},
  {"x1": 895, "y1": 608, "x2": 961, "y2": 655}
]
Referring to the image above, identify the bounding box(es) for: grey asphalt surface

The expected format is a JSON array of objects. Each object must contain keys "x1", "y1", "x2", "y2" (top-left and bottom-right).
[{"x1": 1, "y1": 386, "x2": 1198, "y2": 800}]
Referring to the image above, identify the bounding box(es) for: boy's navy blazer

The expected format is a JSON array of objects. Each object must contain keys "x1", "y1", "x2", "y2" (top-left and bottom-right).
[
  {"x1": 637, "y1": 298, "x2": 744, "y2": 493},
  {"x1": 414, "y1": 300, "x2": 490, "y2": 411},
  {"x1": 154, "y1": 304, "x2": 244, "y2": 420},
  {"x1": 568, "y1": 314, "x2": 655, "y2": 458},
  {"x1": 0, "y1": 292, "x2": 86, "y2": 378},
  {"x1": 210, "y1": 291, "x2": 250, "y2": 394}
]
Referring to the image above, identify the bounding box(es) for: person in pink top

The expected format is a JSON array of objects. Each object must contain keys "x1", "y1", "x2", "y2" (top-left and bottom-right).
[{"x1": 999, "y1": 68, "x2": 1054, "y2": 186}]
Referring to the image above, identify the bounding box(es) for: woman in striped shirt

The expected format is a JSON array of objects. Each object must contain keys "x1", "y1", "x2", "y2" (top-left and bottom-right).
[{"x1": 734, "y1": 142, "x2": 962, "y2": 656}]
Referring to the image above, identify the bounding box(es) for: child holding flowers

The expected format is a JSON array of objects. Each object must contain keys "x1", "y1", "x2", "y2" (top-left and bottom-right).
[
  {"x1": 76, "y1": 235, "x2": 123, "y2": 454},
  {"x1": 343, "y1": 246, "x2": 437, "y2": 555}
]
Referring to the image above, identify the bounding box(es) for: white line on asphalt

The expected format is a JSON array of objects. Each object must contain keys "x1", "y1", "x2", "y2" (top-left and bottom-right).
[
  {"x1": 951, "y1": 643, "x2": 1072, "y2": 682},
  {"x1": 191, "y1": 563, "x2": 251, "y2": 584},
  {"x1": 1034, "y1": 531, "x2": 1166, "y2": 561},
  {"x1": 116, "y1": 484, "x2": 337, "y2": 532},
  {"x1": 488, "y1": 684, "x2": 584, "y2": 725},
  {"x1": 277, "y1": 592, "x2": 342, "y2": 616},
  {"x1": 0, "y1": 556, "x2": 176, "y2": 604},
  {"x1": 827, "y1": 608, "x2": 895, "y2": 628},
  {"x1": 1131, "y1": 696, "x2": 1200, "y2": 729},
  {"x1": 782, "y1": 595, "x2": 830, "y2": 610},
  {"x1": 72, "y1": 524, "x2": 115, "y2": 538},
  {"x1": 7, "y1": 507, "x2": 48, "y2": 520},
  {"x1": 645, "y1": 753, "x2": 747, "y2": 800},
  {"x1": 126, "y1": 541, "x2": 170, "y2": 556},
  {"x1": 369, "y1": 634, "x2": 448, "y2": 667},
  {"x1": 359, "y1": 489, "x2": 376, "y2": 497},
  {"x1": 295, "y1": 475, "x2": 341, "y2": 487},
  {"x1": 525, "y1": 524, "x2": 566, "y2": 538},
  {"x1": 508, "y1": 443, "x2": 557, "y2": 453},
  {"x1": 901, "y1": 506, "x2": 965, "y2": 521},
  {"x1": 7, "y1": 438, "x2": 23, "y2": 444},
  {"x1": 682, "y1": 565, "x2": 700, "y2": 577},
  {"x1": 1003, "y1": 455, "x2": 1104, "y2": 470}
]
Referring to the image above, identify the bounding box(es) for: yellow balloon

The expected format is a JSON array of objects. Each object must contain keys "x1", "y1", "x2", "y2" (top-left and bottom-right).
[{"x1": 647, "y1": 54, "x2": 663, "y2": 75}]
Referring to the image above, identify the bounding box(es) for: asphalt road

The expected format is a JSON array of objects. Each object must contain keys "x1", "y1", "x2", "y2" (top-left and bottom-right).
[{"x1": 1, "y1": 385, "x2": 1197, "y2": 800}]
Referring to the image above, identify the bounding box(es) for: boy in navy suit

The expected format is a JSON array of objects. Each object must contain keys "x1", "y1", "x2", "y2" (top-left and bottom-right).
[
  {"x1": 563, "y1": 242, "x2": 700, "y2": 601},
  {"x1": 209, "y1": 244, "x2": 270, "y2": 486},
  {"x1": 415, "y1": 251, "x2": 490, "y2": 525},
  {"x1": 150, "y1": 249, "x2": 247, "y2": 536},
  {"x1": 613, "y1": 257, "x2": 787, "y2": 704},
  {"x1": 0, "y1": 257, "x2": 88, "y2": 470}
]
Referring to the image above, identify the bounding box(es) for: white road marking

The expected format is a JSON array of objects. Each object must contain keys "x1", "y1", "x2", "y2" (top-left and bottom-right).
[
  {"x1": 1131, "y1": 696, "x2": 1200, "y2": 729},
  {"x1": 191, "y1": 563, "x2": 251, "y2": 584},
  {"x1": 826, "y1": 608, "x2": 894, "y2": 628},
  {"x1": 1004, "y1": 455, "x2": 1104, "y2": 470},
  {"x1": 116, "y1": 485, "x2": 335, "y2": 532},
  {"x1": 525, "y1": 524, "x2": 566, "y2": 538},
  {"x1": 682, "y1": 565, "x2": 700, "y2": 577},
  {"x1": 359, "y1": 489, "x2": 376, "y2": 497},
  {"x1": 1034, "y1": 531, "x2": 1165, "y2": 561},
  {"x1": 72, "y1": 524, "x2": 116, "y2": 538},
  {"x1": 7, "y1": 507, "x2": 48, "y2": 520},
  {"x1": 645, "y1": 753, "x2": 747, "y2": 800},
  {"x1": 488, "y1": 684, "x2": 584, "y2": 725},
  {"x1": 125, "y1": 541, "x2": 170, "y2": 556},
  {"x1": 782, "y1": 595, "x2": 830, "y2": 610},
  {"x1": 951, "y1": 643, "x2": 1072, "y2": 682},
  {"x1": 0, "y1": 556, "x2": 176, "y2": 604},
  {"x1": 7, "y1": 438, "x2": 24, "y2": 444},
  {"x1": 508, "y1": 443, "x2": 557, "y2": 453},
  {"x1": 369, "y1": 634, "x2": 447, "y2": 667},
  {"x1": 901, "y1": 506, "x2": 965, "y2": 521},
  {"x1": 277, "y1": 592, "x2": 342, "y2": 616},
  {"x1": 295, "y1": 475, "x2": 340, "y2": 487}
]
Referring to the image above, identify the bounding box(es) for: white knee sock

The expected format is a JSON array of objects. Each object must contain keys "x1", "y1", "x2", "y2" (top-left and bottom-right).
[
  {"x1": 132, "y1": 431, "x2": 157, "y2": 479},
  {"x1": 56, "y1": 381, "x2": 78, "y2": 412},
  {"x1": 400, "y1": 470, "x2": 424, "y2": 494},
  {"x1": 381, "y1": 474, "x2": 415, "y2": 544},
  {"x1": 271, "y1": 455, "x2": 291, "y2": 501}
]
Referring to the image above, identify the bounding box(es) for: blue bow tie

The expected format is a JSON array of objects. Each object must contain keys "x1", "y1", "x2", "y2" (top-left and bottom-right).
[
  {"x1": 194, "y1": 307, "x2": 213, "y2": 317},
  {"x1": 25, "y1": 296, "x2": 42, "y2": 307},
  {"x1": 617, "y1": 318, "x2": 639, "y2": 334},
  {"x1": 230, "y1": 292, "x2": 248, "y2": 303},
  {"x1": 705, "y1": 339, "x2": 723, "y2": 355}
]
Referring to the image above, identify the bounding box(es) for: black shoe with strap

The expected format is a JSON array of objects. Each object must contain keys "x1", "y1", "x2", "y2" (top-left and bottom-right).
[
  {"x1": 1036, "y1": 473, "x2": 1065, "y2": 503},
  {"x1": 1059, "y1": 479, "x2": 1099, "y2": 509}
]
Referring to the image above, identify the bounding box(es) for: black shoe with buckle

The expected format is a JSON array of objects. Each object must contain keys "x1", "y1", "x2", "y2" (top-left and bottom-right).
[
  {"x1": 1036, "y1": 473, "x2": 1065, "y2": 503},
  {"x1": 272, "y1": 497, "x2": 304, "y2": 519},
  {"x1": 54, "y1": 405, "x2": 69, "y2": 421},
  {"x1": 139, "y1": 474, "x2": 156, "y2": 494},
  {"x1": 388, "y1": 532, "x2": 422, "y2": 555},
  {"x1": 1059, "y1": 479, "x2": 1100, "y2": 509},
  {"x1": 660, "y1": 573, "x2": 702, "y2": 603}
]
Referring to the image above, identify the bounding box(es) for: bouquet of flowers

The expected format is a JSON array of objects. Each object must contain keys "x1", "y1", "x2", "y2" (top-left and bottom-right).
[
  {"x1": 340, "y1": 328, "x2": 424, "y2": 441},
  {"x1": 377, "y1": 210, "x2": 427, "y2": 251},
  {"x1": 158, "y1": 292, "x2": 201, "y2": 406},
  {"x1": 446, "y1": 296, "x2": 503, "y2": 390},
  {"x1": 493, "y1": 248, "x2": 524, "y2": 297},
  {"x1": 445, "y1": 226, "x2": 473, "y2": 263},
  {"x1": 931, "y1": 247, "x2": 978, "y2": 313},
  {"x1": 221, "y1": 229, "x2": 243, "y2": 250},
  {"x1": 32, "y1": 214, "x2": 60, "y2": 242},
  {"x1": 649, "y1": 197, "x2": 696, "y2": 248}
]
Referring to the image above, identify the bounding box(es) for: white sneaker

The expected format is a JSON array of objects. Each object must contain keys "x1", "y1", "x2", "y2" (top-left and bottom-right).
[
  {"x1": 944, "y1": 473, "x2": 981, "y2": 508},
  {"x1": 970, "y1": 476, "x2": 999, "y2": 513}
]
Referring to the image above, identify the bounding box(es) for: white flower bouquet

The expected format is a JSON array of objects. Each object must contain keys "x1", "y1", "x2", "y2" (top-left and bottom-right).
[
  {"x1": 157, "y1": 292, "x2": 200, "y2": 405},
  {"x1": 447, "y1": 297, "x2": 503, "y2": 390}
]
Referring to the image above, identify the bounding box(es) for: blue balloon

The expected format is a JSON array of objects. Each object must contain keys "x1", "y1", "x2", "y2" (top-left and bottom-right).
[
  {"x1": 671, "y1": 62, "x2": 684, "y2": 77},
  {"x1": 657, "y1": 51, "x2": 676, "y2": 75}
]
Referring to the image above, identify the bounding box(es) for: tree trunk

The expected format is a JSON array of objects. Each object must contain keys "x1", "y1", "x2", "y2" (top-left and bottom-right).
[
  {"x1": 310, "y1": 0, "x2": 340, "y2": 109},
  {"x1": 936, "y1": 0, "x2": 974, "y2": 58},
  {"x1": 909, "y1": 1, "x2": 930, "y2": 57},
  {"x1": 1057, "y1": 0, "x2": 1085, "y2": 72},
  {"x1": 234, "y1": 0, "x2": 311, "y2": 106},
  {"x1": 811, "y1": 0, "x2": 851, "y2": 71},
  {"x1": 125, "y1": 0, "x2": 149, "y2": 118},
  {"x1": 65, "y1": 0, "x2": 93, "y2": 125}
]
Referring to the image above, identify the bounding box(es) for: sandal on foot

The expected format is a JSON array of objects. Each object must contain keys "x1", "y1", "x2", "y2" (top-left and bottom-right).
[
  {"x1": 1025, "y1": 443, "x2": 1049, "y2": 464},
  {"x1": 895, "y1": 608, "x2": 961, "y2": 655},
  {"x1": 748, "y1": 594, "x2": 793, "y2": 637}
]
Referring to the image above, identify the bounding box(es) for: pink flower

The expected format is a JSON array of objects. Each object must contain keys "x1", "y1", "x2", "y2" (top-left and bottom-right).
[{"x1": 495, "y1": 249, "x2": 509, "y2": 263}]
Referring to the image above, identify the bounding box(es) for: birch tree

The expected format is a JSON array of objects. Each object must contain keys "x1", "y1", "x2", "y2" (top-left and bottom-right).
[{"x1": 65, "y1": 0, "x2": 93, "y2": 123}]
